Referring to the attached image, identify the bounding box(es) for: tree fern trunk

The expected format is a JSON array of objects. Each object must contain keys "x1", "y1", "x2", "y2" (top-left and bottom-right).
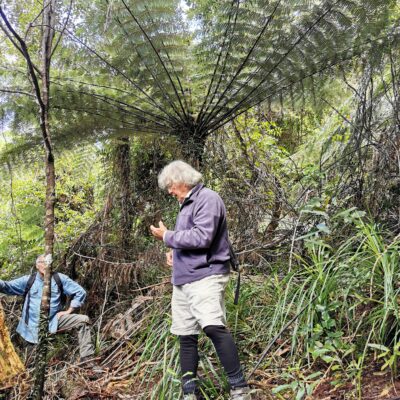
[
  {"x1": 113, "y1": 137, "x2": 133, "y2": 251},
  {"x1": 179, "y1": 131, "x2": 207, "y2": 167},
  {"x1": 0, "y1": 302, "x2": 24, "y2": 389}
]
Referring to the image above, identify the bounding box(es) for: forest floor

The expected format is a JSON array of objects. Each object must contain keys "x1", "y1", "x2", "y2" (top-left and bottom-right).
[
  {"x1": 2, "y1": 331, "x2": 400, "y2": 399},
  {"x1": 2, "y1": 277, "x2": 400, "y2": 399},
  {"x1": 313, "y1": 369, "x2": 400, "y2": 400},
  {"x1": 2, "y1": 364, "x2": 400, "y2": 399}
]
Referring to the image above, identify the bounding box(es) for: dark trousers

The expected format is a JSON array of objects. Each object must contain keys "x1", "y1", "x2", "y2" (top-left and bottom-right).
[{"x1": 180, "y1": 325, "x2": 247, "y2": 394}]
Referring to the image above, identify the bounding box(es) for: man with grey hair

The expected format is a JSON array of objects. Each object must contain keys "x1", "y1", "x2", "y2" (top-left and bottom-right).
[
  {"x1": 0, "y1": 255, "x2": 100, "y2": 371},
  {"x1": 151, "y1": 160, "x2": 251, "y2": 400}
]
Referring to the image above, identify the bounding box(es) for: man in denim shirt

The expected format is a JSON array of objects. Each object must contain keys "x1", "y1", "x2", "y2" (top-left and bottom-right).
[{"x1": 0, "y1": 255, "x2": 96, "y2": 365}]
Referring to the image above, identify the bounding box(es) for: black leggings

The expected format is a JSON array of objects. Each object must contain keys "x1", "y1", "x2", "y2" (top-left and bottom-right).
[{"x1": 180, "y1": 325, "x2": 247, "y2": 393}]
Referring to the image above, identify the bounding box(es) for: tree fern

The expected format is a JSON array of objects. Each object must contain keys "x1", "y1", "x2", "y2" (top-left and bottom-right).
[{"x1": 0, "y1": 0, "x2": 398, "y2": 162}]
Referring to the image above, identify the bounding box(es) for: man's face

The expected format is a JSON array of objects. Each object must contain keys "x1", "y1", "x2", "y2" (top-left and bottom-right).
[
  {"x1": 36, "y1": 257, "x2": 46, "y2": 276},
  {"x1": 168, "y1": 182, "x2": 191, "y2": 203}
]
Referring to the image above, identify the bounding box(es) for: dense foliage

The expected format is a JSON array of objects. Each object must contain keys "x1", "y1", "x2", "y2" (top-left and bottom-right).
[{"x1": 0, "y1": 0, "x2": 399, "y2": 399}]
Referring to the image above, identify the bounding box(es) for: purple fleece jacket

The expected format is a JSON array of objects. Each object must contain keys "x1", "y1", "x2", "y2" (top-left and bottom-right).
[{"x1": 164, "y1": 184, "x2": 230, "y2": 285}]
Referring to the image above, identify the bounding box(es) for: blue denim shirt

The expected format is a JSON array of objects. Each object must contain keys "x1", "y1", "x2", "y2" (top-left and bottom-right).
[{"x1": 0, "y1": 272, "x2": 87, "y2": 343}]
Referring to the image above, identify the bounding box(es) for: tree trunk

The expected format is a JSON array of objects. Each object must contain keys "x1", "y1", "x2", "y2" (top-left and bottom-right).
[
  {"x1": 30, "y1": 1, "x2": 56, "y2": 398},
  {"x1": 0, "y1": 302, "x2": 24, "y2": 389},
  {"x1": 1, "y1": 3, "x2": 60, "y2": 396}
]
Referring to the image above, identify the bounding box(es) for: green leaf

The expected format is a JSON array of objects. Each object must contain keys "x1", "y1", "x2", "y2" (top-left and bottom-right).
[
  {"x1": 272, "y1": 384, "x2": 295, "y2": 394},
  {"x1": 367, "y1": 343, "x2": 389, "y2": 352},
  {"x1": 312, "y1": 348, "x2": 330, "y2": 357},
  {"x1": 306, "y1": 371, "x2": 323, "y2": 380},
  {"x1": 321, "y1": 355, "x2": 336, "y2": 363},
  {"x1": 295, "y1": 385, "x2": 306, "y2": 400}
]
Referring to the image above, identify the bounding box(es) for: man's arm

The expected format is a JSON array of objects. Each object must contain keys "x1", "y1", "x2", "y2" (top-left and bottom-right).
[
  {"x1": 0, "y1": 276, "x2": 30, "y2": 296},
  {"x1": 57, "y1": 274, "x2": 86, "y2": 316}
]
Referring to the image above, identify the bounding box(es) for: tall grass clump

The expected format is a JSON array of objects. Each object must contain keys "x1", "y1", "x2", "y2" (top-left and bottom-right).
[{"x1": 260, "y1": 209, "x2": 400, "y2": 398}]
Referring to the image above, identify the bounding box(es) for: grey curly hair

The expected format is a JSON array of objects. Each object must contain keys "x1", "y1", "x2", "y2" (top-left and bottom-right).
[
  {"x1": 36, "y1": 254, "x2": 45, "y2": 263},
  {"x1": 158, "y1": 160, "x2": 203, "y2": 190}
]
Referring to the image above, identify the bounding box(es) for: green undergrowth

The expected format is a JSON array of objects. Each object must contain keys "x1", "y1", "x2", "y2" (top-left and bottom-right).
[{"x1": 125, "y1": 212, "x2": 400, "y2": 399}]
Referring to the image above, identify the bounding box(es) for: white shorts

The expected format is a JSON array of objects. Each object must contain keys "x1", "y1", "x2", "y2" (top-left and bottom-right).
[{"x1": 170, "y1": 274, "x2": 230, "y2": 336}]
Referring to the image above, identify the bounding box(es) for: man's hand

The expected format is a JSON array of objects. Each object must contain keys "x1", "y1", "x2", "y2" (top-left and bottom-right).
[
  {"x1": 56, "y1": 307, "x2": 74, "y2": 319},
  {"x1": 150, "y1": 221, "x2": 168, "y2": 240},
  {"x1": 166, "y1": 250, "x2": 173, "y2": 267}
]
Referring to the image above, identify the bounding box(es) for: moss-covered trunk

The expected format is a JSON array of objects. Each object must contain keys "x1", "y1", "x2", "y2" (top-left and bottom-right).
[
  {"x1": 0, "y1": 303, "x2": 25, "y2": 389},
  {"x1": 113, "y1": 137, "x2": 134, "y2": 251}
]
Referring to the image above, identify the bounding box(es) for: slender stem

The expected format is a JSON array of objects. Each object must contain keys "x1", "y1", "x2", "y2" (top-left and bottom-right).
[
  {"x1": 197, "y1": 0, "x2": 239, "y2": 123},
  {"x1": 113, "y1": 14, "x2": 183, "y2": 122},
  {"x1": 198, "y1": 0, "x2": 282, "y2": 131},
  {"x1": 206, "y1": 0, "x2": 339, "y2": 132},
  {"x1": 120, "y1": 0, "x2": 189, "y2": 123},
  {"x1": 64, "y1": 28, "x2": 174, "y2": 120}
]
